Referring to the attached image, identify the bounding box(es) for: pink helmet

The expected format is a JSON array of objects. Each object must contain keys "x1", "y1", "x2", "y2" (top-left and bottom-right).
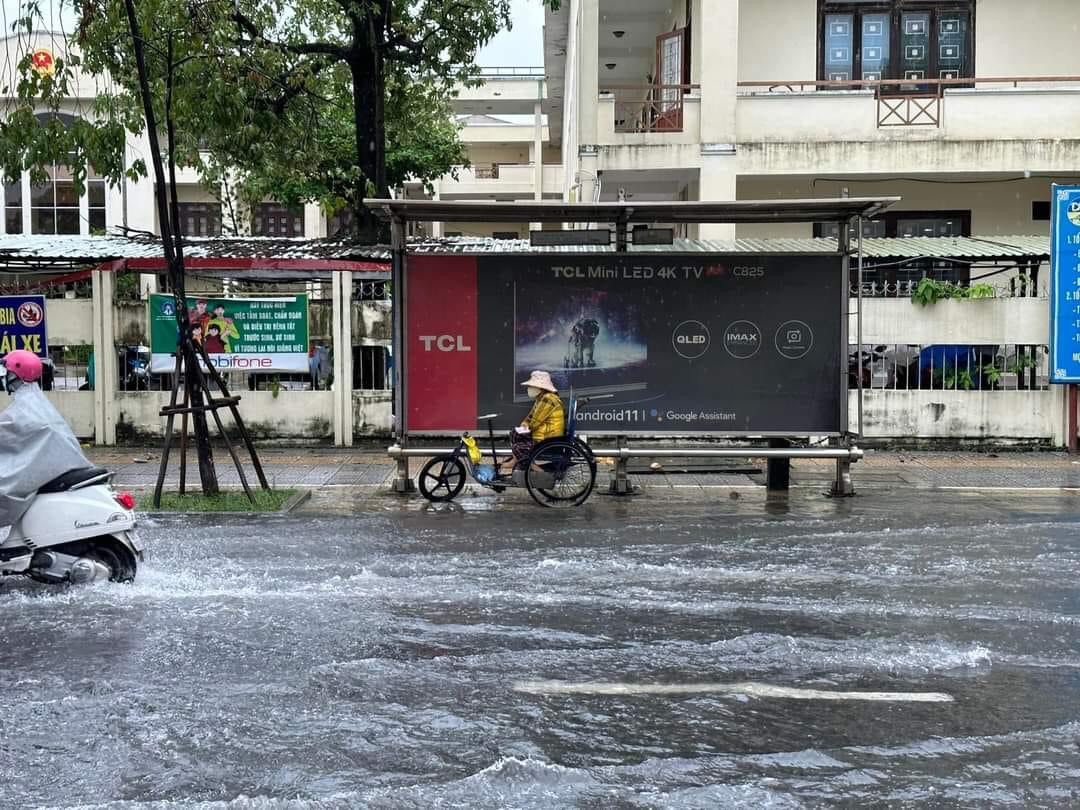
[{"x1": 2, "y1": 349, "x2": 43, "y2": 383}]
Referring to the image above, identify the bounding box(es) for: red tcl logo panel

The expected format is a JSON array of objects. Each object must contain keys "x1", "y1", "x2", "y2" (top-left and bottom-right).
[{"x1": 405, "y1": 255, "x2": 478, "y2": 430}]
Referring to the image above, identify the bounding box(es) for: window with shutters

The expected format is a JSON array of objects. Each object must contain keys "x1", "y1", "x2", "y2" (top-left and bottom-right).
[{"x1": 819, "y1": 2, "x2": 973, "y2": 85}]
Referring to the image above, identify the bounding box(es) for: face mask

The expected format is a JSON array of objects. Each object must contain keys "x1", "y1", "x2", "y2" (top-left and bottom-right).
[{"x1": 527, "y1": 386, "x2": 541, "y2": 400}]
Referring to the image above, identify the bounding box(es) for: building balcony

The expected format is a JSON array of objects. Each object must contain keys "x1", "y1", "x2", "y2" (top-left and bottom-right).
[
  {"x1": 438, "y1": 164, "x2": 564, "y2": 198},
  {"x1": 735, "y1": 76, "x2": 1080, "y2": 175},
  {"x1": 597, "y1": 87, "x2": 701, "y2": 147}
]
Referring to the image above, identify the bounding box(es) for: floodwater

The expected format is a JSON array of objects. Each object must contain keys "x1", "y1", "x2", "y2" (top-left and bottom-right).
[{"x1": 2, "y1": 493, "x2": 1080, "y2": 808}]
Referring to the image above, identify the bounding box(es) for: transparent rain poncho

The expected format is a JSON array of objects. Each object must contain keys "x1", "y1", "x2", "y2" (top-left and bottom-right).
[{"x1": 0, "y1": 384, "x2": 92, "y2": 527}]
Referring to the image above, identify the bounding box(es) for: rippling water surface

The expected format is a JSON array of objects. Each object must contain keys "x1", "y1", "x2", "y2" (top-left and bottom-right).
[{"x1": 2, "y1": 495, "x2": 1080, "y2": 808}]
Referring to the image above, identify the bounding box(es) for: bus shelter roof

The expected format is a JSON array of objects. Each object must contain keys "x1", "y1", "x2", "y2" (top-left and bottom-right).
[{"x1": 366, "y1": 197, "x2": 900, "y2": 224}]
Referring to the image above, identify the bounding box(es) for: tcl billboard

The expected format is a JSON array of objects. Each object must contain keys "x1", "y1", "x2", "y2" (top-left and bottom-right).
[{"x1": 404, "y1": 252, "x2": 844, "y2": 434}]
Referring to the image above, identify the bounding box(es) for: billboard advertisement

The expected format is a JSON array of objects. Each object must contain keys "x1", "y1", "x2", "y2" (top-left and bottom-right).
[
  {"x1": 0, "y1": 295, "x2": 48, "y2": 357},
  {"x1": 149, "y1": 294, "x2": 309, "y2": 373},
  {"x1": 405, "y1": 253, "x2": 844, "y2": 434},
  {"x1": 1049, "y1": 184, "x2": 1080, "y2": 382}
]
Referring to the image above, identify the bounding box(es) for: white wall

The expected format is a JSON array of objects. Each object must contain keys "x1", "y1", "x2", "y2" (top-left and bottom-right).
[
  {"x1": 114, "y1": 390, "x2": 335, "y2": 440},
  {"x1": 735, "y1": 1, "x2": 1080, "y2": 84},
  {"x1": 976, "y1": 0, "x2": 1080, "y2": 77},
  {"x1": 853, "y1": 389, "x2": 1063, "y2": 442},
  {"x1": 45, "y1": 299, "x2": 94, "y2": 346},
  {"x1": 736, "y1": 176, "x2": 1057, "y2": 238},
  {"x1": 738, "y1": 0, "x2": 816, "y2": 82},
  {"x1": 46, "y1": 391, "x2": 95, "y2": 439},
  {"x1": 353, "y1": 391, "x2": 393, "y2": 435},
  {"x1": 854, "y1": 299, "x2": 1048, "y2": 346}
]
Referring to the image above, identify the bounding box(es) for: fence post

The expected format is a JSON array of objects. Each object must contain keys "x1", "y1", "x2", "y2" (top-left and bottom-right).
[
  {"x1": 91, "y1": 266, "x2": 118, "y2": 445},
  {"x1": 1069, "y1": 384, "x2": 1078, "y2": 454},
  {"x1": 331, "y1": 271, "x2": 354, "y2": 446}
]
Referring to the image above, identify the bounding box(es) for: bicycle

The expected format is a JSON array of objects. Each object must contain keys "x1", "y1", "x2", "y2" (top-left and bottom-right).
[{"x1": 417, "y1": 393, "x2": 608, "y2": 508}]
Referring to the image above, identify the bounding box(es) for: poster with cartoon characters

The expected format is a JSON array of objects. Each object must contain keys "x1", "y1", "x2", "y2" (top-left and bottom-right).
[{"x1": 148, "y1": 294, "x2": 308, "y2": 373}]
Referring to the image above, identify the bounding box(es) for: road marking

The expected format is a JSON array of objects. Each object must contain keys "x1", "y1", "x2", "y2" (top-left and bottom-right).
[{"x1": 514, "y1": 680, "x2": 953, "y2": 702}]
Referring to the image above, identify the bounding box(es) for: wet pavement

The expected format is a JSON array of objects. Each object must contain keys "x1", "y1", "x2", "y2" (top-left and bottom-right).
[
  {"x1": 3, "y1": 490, "x2": 1080, "y2": 808},
  {"x1": 86, "y1": 445, "x2": 1080, "y2": 493}
]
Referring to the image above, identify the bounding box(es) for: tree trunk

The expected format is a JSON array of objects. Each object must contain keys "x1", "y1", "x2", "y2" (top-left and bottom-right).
[
  {"x1": 123, "y1": 0, "x2": 219, "y2": 494},
  {"x1": 349, "y1": 15, "x2": 389, "y2": 244}
]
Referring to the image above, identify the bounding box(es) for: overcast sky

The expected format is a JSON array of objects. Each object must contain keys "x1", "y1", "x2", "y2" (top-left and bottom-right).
[{"x1": 3, "y1": 0, "x2": 546, "y2": 68}]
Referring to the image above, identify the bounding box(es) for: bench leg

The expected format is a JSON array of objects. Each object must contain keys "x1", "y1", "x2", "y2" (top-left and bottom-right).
[
  {"x1": 607, "y1": 437, "x2": 635, "y2": 495},
  {"x1": 766, "y1": 438, "x2": 791, "y2": 492},
  {"x1": 392, "y1": 455, "x2": 415, "y2": 493},
  {"x1": 829, "y1": 458, "x2": 855, "y2": 498}
]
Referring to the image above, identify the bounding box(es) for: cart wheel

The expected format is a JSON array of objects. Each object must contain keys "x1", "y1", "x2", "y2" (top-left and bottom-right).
[
  {"x1": 418, "y1": 456, "x2": 466, "y2": 502},
  {"x1": 525, "y1": 438, "x2": 596, "y2": 508}
]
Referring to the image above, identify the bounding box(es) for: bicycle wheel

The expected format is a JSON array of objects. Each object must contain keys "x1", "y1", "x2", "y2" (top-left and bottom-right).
[
  {"x1": 418, "y1": 456, "x2": 466, "y2": 502},
  {"x1": 525, "y1": 438, "x2": 596, "y2": 508}
]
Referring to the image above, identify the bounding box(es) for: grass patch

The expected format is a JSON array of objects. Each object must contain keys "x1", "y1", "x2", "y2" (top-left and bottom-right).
[{"x1": 149, "y1": 488, "x2": 298, "y2": 512}]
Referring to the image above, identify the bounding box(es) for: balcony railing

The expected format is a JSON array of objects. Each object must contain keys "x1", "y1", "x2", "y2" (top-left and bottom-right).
[
  {"x1": 737, "y1": 76, "x2": 1080, "y2": 128},
  {"x1": 473, "y1": 164, "x2": 500, "y2": 179},
  {"x1": 602, "y1": 84, "x2": 699, "y2": 133}
]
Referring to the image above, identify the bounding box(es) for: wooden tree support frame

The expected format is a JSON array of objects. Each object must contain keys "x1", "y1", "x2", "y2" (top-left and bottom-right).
[{"x1": 152, "y1": 338, "x2": 270, "y2": 507}]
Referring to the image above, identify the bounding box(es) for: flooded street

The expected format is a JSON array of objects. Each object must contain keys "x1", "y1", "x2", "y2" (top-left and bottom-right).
[{"x1": 2, "y1": 492, "x2": 1080, "y2": 808}]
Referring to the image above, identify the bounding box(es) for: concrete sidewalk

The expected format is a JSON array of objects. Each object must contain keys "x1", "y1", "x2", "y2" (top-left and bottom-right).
[{"x1": 84, "y1": 445, "x2": 1080, "y2": 494}]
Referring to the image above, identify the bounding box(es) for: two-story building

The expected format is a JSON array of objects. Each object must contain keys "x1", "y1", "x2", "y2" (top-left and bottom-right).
[{"x1": 544, "y1": 0, "x2": 1080, "y2": 250}]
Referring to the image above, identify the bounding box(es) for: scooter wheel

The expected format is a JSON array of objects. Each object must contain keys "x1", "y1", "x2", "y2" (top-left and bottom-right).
[{"x1": 418, "y1": 456, "x2": 466, "y2": 502}]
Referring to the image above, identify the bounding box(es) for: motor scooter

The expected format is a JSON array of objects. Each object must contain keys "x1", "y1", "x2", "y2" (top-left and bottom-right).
[{"x1": 0, "y1": 467, "x2": 142, "y2": 584}]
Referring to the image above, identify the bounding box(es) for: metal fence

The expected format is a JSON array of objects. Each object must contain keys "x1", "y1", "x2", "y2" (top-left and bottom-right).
[
  {"x1": 850, "y1": 273, "x2": 1047, "y2": 300},
  {"x1": 849, "y1": 344, "x2": 1049, "y2": 391}
]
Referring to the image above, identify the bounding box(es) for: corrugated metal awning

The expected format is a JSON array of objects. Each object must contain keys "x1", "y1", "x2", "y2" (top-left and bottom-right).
[
  {"x1": 0, "y1": 232, "x2": 1049, "y2": 275},
  {"x1": 366, "y1": 197, "x2": 900, "y2": 224},
  {"x1": 406, "y1": 234, "x2": 1050, "y2": 260}
]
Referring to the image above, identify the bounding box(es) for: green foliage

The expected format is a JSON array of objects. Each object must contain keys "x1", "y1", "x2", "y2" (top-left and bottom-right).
[
  {"x1": 4, "y1": 0, "x2": 559, "y2": 239},
  {"x1": 911, "y1": 278, "x2": 996, "y2": 306},
  {"x1": 981, "y1": 362, "x2": 1002, "y2": 386},
  {"x1": 1007, "y1": 354, "x2": 1039, "y2": 374}
]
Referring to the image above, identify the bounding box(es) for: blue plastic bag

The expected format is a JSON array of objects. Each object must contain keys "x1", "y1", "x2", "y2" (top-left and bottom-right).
[{"x1": 474, "y1": 465, "x2": 496, "y2": 483}]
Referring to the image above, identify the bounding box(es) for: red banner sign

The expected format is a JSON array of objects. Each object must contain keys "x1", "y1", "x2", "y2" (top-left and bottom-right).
[{"x1": 405, "y1": 255, "x2": 478, "y2": 431}]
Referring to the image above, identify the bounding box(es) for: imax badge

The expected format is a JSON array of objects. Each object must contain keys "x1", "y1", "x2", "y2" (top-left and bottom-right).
[
  {"x1": 419, "y1": 335, "x2": 472, "y2": 352},
  {"x1": 723, "y1": 320, "x2": 762, "y2": 359}
]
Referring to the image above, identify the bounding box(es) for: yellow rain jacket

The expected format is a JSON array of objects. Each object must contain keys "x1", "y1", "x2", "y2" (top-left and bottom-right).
[{"x1": 523, "y1": 391, "x2": 565, "y2": 441}]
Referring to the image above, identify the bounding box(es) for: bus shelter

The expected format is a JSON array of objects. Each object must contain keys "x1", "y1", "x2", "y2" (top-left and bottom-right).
[{"x1": 367, "y1": 197, "x2": 898, "y2": 497}]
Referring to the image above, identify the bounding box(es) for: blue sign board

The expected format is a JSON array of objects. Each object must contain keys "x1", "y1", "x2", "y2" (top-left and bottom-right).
[
  {"x1": 0, "y1": 295, "x2": 48, "y2": 358},
  {"x1": 1050, "y1": 186, "x2": 1080, "y2": 382}
]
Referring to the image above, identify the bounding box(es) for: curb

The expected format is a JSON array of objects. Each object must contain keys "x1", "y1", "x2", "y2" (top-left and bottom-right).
[{"x1": 280, "y1": 489, "x2": 313, "y2": 513}]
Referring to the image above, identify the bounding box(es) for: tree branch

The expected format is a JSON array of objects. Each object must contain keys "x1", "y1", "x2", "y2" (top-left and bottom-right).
[
  {"x1": 385, "y1": 1, "x2": 473, "y2": 62},
  {"x1": 231, "y1": 9, "x2": 350, "y2": 60}
]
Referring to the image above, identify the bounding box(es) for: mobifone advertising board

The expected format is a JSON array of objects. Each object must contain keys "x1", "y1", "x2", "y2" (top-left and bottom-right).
[
  {"x1": 405, "y1": 253, "x2": 844, "y2": 434},
  {"x1": 149, "y1": 294, "x2": 309, "y2": 373}
]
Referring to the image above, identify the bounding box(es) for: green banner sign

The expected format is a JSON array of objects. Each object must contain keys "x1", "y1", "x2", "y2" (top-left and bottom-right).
[{"x1": 149, "y1": 294, "x2": 309, "y2": 373}]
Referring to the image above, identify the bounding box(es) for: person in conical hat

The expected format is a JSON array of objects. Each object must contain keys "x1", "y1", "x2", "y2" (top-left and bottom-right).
[{"x1": 497, "y1": 370, "x2": 565, "y2": 477}]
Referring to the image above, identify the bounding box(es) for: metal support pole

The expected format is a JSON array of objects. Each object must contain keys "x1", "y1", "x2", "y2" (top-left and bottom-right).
[
  {"x1": 831, "y1": 218, "x2": 856, "y2": 497},
  {"x1": 608, "y1": 435, "x2": 635, "y2": 495},
  {"x1": 615, "y1": 214, "x2": 629, "y2": 253},
  {"x1": 856, "y1": 215, "x2": 865, "y2": 439},
  {"x1": 390, "y1": 215, "x2": 415, "y2": 493}
]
